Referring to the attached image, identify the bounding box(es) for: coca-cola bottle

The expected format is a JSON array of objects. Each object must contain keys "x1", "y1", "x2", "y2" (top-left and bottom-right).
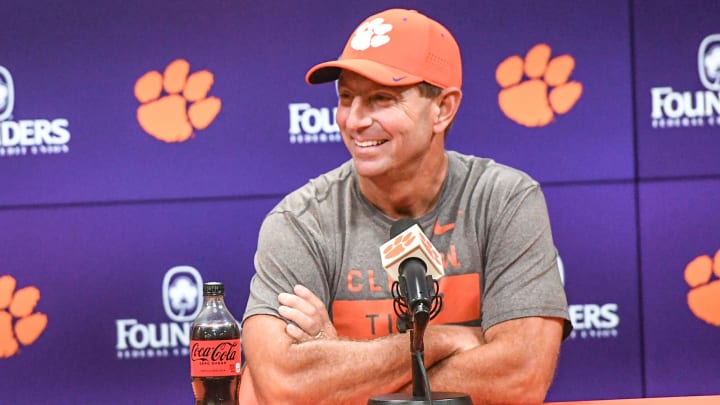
[{"x1": 190, "y1": 282, "x2": 242, "y2": 405}]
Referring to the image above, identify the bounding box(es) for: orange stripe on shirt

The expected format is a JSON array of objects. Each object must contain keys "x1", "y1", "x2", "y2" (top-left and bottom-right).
[{"x1": 332, "y1": 273, "x2": 481, "y2": 339}]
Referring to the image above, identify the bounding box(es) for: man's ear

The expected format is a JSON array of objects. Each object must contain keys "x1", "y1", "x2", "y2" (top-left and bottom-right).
[{"x1": 433, "y1": 87, "x2": 462, "y2": 134}]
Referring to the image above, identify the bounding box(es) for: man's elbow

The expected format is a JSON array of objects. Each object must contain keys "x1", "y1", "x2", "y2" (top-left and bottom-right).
[
  {"x1": 508, "y1": 386, "x2": 548, "y2": 405},
  {"x1": 254, "y1": 386, "x2": 298, "y2": 405},
  {"x1": 250, "y1": 367, "x2": 306, "y2": 404},
  {"x1": 501, "y1": 370, "x2": 552, "y2": 405}
]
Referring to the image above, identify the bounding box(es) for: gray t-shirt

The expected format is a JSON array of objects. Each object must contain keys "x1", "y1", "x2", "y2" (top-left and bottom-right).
[{"x1": 243, "y1": 151, "x2": 571, "y2": 339}]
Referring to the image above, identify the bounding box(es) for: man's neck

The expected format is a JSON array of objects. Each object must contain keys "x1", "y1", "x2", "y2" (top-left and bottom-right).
[{"x1": 358, "y1": 151, "x2": 449, "y2": 219}]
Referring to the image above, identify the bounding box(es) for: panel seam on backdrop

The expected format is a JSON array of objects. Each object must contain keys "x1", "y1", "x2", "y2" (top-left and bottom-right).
[
  {"x1": 629, "y1": 0, "x2": 648, "y2": 398},
  {"x1": 0, "y1": 193, "x2": 287, "y2": 212}
]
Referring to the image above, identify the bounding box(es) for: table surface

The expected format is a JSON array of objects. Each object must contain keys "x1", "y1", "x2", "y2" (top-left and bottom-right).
[{"x1": 546, "y1": 395, "x2": 720, "y2": 404}]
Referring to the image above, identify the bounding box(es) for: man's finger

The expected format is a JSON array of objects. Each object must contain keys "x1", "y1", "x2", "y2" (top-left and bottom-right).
[
  {"x1": 279, "y1": 303, "x2": 322, "y2": 337},
  {"x1": 285, "y1": 322, "x2": 311, "y2": 342},
  {"x1": 278, "y1": 292, "x2": 317, "y2": 317},
  {"x1": 293, "y1": 285, "x2": 326, "y2": 310},
  {"x1": 278, "y1": 304, "x2": 311, "y2": 326}
]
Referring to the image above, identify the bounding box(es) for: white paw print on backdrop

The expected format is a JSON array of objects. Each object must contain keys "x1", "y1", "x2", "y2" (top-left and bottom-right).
[{"x1": 350, "y1": 17, "x2": 393, "y2": 51}]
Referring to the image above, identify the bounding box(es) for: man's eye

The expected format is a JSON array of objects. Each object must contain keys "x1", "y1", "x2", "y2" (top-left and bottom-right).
[{"x1": 372, "y1": 94, "x2": 393, "y2": 102}]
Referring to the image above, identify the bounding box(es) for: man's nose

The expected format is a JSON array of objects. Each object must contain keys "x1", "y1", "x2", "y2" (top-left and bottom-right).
[{"x1": 344, "y1": 97, "x2": 372, "y2": 131}]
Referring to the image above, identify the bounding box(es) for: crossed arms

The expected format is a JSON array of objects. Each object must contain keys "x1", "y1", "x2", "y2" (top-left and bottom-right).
[{"x1": 242, "y1": 284, "x2": 564, "y2": 405}]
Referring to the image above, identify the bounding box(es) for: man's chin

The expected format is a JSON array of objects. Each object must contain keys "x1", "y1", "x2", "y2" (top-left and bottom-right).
[{"x1": 351, "y1": 160, "x2": 389, "y2": 179}]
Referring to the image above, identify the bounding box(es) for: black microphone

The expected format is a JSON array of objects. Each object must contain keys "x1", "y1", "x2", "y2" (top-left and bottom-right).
[
  {"x1": 372, "y1": 220, "x2": 471, "y2": 404},
  {"x1": 389, "y1": 219, "x2": 433, "y2": 320},
  {"x1": 381, "y1": 218, "x2": 444, "y2": 332}
]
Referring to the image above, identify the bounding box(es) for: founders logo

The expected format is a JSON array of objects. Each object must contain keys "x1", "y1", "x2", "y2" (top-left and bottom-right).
[
  {"x1": 288, "y1": 102, "x2": 341, "y2": 143},
  {"x1": 651, "y1": 33, "x2": 720, "y2": 128},
  {"x1": 568, "y1": 302, "x2": 619, "y2": 340},
  {"x1": 496, "y1": 43, "x2": 583, "y2": 128},
  {"x1": 134, "y1": 59, "x2": 222, "y2": 143},
  {"x1": 115, "y1": 265, "x2": 203, "y2": 360},
  {"x1": 557, "y1": 253, "x2": 620, "y2": 340},
  {"x1": 163, "y1": 265, "x2": 202, "y2": 322},
  {"x1": 0, "y1": 66, "x2": 15, "y2": 122},
  {"x1": 699, "y1": 35, "x2": 720, "y2": 91},
  {"x1": 0, "y1": 275, "x2": 48, "y2": 358},
  {"x1": 0, "y1": 65, "x2": 71, "y2": 157}
]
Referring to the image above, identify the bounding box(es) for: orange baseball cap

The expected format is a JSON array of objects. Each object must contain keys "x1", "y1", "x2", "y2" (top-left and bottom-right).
[{"x1": 305, "y1": 8, "x2": 462, "y2": 89}]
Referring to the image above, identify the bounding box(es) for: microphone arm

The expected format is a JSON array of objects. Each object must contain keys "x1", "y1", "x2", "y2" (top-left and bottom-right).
[
  {"x1": 399, "y1": 258, "x2": 432, "y2": 398},
  {"x1": 392, "y1": 260, "x2": 443, "y2": 399},
  {"x1": 411, "y1": 310, "x2": 430, "y2": 398},
  {"x1": 372, "y1": 219, "x2": 471, "y2": 404}
]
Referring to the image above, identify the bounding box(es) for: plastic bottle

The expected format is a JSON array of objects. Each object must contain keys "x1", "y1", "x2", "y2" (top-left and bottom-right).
[{"x1": 190, "y1": 282, "x2": 242, "y2": 405}]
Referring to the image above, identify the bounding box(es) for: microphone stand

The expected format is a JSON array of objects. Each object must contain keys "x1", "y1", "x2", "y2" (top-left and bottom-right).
[
  {"x1": 368, "y1": 278, "x2": 472, "y2": 405},
  {"x1": 411, "y1": 311, "x2": 429, "y2": 399}
]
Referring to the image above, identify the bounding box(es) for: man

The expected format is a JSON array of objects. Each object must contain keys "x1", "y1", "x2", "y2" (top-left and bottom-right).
[{"x1": 240, "y1": 8, "x2": 571, "y2": 405}]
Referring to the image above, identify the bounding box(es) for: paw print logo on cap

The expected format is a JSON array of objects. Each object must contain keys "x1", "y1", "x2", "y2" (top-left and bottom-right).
[
  {"x1": 684, "y1": 249, "x2": 720, "y2": 326},
  {"x1": 0, "y1": 275, "x2": 48, "y2": 358},
  {"x1": 350, "y1": 17, "x2": 393, "y2": 51},
  {"x1": 134, "y1": 59, "x2": 222, "y2": 143},
  {"x1": 496, "y1": 43, "x2": 583, "y2": 127}
]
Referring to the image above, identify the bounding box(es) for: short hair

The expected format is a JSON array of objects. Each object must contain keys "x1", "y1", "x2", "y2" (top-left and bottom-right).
[
  {"x1": 417, "y1": 82, "x2": 443, "y2": 99},
  {"x1": 416, "y1": 81, "x2": 456, "y2": 136}
]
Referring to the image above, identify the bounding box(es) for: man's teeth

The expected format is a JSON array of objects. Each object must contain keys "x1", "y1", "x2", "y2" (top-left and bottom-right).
[{"x1": 355, "y1": 140, "x2": 386, "y2": 147}]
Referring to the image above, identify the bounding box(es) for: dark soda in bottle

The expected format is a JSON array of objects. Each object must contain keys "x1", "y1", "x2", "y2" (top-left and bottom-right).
[{"x1": 190, "y1": 282, "x2": 242, "y2": 405}]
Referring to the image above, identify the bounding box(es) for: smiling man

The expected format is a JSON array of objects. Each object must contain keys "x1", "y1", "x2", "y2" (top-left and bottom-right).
[{"x1": 240, "y1": 8, "x2": 571, "y2": 405}]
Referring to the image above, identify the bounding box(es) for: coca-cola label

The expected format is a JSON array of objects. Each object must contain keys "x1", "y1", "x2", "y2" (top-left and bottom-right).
[{"x1": 189, "y1": 339, "x2": 242, "y2": 377}]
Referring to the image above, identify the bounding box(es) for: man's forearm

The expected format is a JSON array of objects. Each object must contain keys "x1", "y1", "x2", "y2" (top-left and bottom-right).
[
  {"x1": 277, "y1": 326, "x2": 481, "y2": 403},
  {"x1": 244, "y1": 315, "x2": 481, "y2": 404},
  {"x1": 244, "y1": 315, "x2": 413, "y2": 404},
  {"x1": 424, "y1": 317, "x2": 564, "y2": 405},
  {"x1": 281, "y1": 332, "x2": 413, "y2": 403}
]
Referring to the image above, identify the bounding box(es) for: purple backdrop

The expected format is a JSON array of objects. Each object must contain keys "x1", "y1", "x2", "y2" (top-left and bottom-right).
[
  {"x1": 0, "y1": 197, "x2": 277, "y2": 403},
  {"x1": 544, "y1": 183, "x2": 642, "y2": 401},
  {"x1": 2, "y1": 0, "x2": 719, "y2": 403},
  {"x1": 634, "y1": 0, "x2": 720, "y2": 178},
  {"x1": 639, "y1": 179, "x2": 720, "y2": 396}
]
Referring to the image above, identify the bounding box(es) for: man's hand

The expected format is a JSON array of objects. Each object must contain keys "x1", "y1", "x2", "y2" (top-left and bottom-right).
[
  {"x1": 277, "y1": 284, "x2": 485, "y2": 354},
  {"x1": 248, "y1": 284, "x2": 559, "y2": 405},
  {"x1": 427, "y1": 317, "x2": 564, "y2": 404},
  {"x1": 278, "y1": 284, "x2": 338, "y2": 342}
]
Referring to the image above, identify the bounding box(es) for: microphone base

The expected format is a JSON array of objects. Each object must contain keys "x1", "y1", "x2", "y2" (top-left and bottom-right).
[{"x1": 368, "y1": 392, "x2": 472, "y2": 405}]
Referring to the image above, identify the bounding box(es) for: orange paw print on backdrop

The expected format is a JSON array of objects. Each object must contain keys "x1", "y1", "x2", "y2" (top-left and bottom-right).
[
  {"x1": 0, "y1": 275, "x2": 48, "y2": 358},
  {"x1": 684, "y1": 249, "x2": 720, "y2": 326},
  {"x1": 134, "y1": 59, "x2": 222, "y2": 143},
  {"x1": 496, "y1": 43, "x2": 583, "y2": 127},
  {"x1": 383, "y1": 232, "x2": 417, "y2": 260}
]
